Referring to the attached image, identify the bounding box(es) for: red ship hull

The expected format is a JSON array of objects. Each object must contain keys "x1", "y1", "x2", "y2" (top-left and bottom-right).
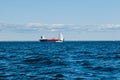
[{"x1": 40, "y1": 38, "x2": 62, "y2": 42}]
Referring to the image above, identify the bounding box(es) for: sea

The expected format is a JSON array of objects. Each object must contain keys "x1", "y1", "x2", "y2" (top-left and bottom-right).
[{"x1": 0, "y1": 41, "x2": 120, "y2": 80}]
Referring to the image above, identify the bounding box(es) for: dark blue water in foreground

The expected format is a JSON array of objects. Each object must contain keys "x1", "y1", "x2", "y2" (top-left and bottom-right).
[{"x1": 0, "y1": 41, "x2": 120, "y2": 80}]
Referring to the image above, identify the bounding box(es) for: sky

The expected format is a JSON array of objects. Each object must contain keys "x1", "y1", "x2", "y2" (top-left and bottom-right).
[{"x1": 0, "y1": 0, "x2": 120, "y2": 41}]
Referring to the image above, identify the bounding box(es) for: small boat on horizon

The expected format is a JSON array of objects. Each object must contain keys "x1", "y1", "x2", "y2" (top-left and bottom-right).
[{"x1": 40, "y1": 33, "x2": 64, "y2": 42}]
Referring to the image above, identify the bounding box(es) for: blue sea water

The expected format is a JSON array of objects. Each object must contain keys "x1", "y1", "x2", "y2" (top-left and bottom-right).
[{"x1": 0, "y1": 41, "x2": 120, "y2": 80}]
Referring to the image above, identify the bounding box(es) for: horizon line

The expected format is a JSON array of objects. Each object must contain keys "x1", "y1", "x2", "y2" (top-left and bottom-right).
[{"x1": 0, "y1": 40, "x2": 120, "y2": 42}]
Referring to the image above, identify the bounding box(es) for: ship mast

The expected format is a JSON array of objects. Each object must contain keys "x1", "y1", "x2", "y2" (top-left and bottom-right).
[{"x1": 59, "y1": 33, "x2": 64, "y2": 41}]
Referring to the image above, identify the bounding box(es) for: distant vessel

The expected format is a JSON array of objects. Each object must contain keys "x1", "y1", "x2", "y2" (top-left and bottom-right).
[{"x1": 40, "y1": 33, "x2": 64, "y2": 42}]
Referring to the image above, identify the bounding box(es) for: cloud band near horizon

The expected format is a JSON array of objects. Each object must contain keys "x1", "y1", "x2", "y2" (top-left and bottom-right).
[{"x1": 0, "y1": 22, "x2": 120, "y2": 33}]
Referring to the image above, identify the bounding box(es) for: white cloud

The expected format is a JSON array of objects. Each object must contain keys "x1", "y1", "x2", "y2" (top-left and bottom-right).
[
  {"x1": 50, "y1": 29, "x2": 57, "y2": 32},
  {"x1": 96, "y1": 24, "x2": 120, "y2": 31},
  {"x1": 0, "y1": 22, "x2": 120, "y2": 33}
]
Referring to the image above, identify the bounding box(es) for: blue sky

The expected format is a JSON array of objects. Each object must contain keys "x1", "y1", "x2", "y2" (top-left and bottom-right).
[{"x1": 0, "y1": 0, "x2": 120, "y2": 41}]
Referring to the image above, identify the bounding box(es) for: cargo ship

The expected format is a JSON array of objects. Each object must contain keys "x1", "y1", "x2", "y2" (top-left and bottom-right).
[{"x1": 40, "y1": 33, "x2": 64, "y2": 42}]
